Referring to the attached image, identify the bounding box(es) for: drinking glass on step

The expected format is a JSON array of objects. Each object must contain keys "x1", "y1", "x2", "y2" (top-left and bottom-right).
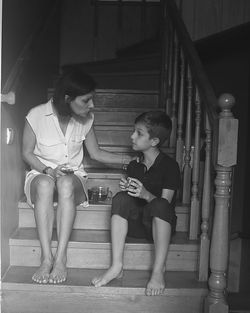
[{"x1": 88, "y1": 186, "x2": 112, "y2": 203}]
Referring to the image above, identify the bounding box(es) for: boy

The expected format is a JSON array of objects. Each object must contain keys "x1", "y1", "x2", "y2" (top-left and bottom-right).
[{"x1": 92, "y1": 111, "x2": 181, "y2": 296}]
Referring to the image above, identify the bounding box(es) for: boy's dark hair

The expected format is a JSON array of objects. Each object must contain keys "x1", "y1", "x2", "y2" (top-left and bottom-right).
[
  {"x1": 52, "y1": 69, "x2": 96, "y2": 116},
  {"x1": 135, "y1": 111, "x2": 172, "y2": 146}
]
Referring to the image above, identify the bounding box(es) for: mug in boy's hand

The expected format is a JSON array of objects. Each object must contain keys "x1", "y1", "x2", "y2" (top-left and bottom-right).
[
  {"x1": 88, "y1": 186, "x2": 112, "y2": 203},
  {"x1": 125, "y1": 177, "x2": 137, "y2": 191}
]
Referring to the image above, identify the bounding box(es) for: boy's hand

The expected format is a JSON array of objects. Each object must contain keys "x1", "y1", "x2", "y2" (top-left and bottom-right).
[
  {"x1": 127, "y1": 177, "x2": 148, "y2": 200},
  {"x1": 119, "y1": 177, "x2": 129, "y2": 191}
]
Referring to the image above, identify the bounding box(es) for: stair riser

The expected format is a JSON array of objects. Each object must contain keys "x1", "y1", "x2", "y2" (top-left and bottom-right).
[
  {"x1": 93, "y1": 110, "x2": 159, "y2": 126},
  {"x1": 2, "y1": 290, "x2": 207, "y2": 313},
  {"x1": 93, "y1": 92, "x2": 159, "y2": 108},
  {"x1": 95, "y1": 128, "x2": 133, "y2": 146},
  {"x1": 92, "y1": 74, "x2": 159, "y2": 90},
  {"x1": 10, "y1": 246, "x2": 198, "y2": 271},
  {"x1": 19, "y1": 208, "x2": 189, "y2": 232}
]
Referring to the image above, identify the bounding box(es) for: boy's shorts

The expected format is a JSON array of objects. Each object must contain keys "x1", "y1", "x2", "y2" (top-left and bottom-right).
[{"x1": 111, "y1": 191, "x2": 176, "y2": 241}]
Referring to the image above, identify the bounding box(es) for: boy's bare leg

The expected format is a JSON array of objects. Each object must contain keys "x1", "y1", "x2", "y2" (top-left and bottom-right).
[
  {"x1": 146, "y1": 217, "x2": 171, "y2": 296},
  {"x1": 31, "y1": 176, "x2": 55, "y2": 284},
  {"x1": 92, "y1": 214, "x2": 127, "y2": 287},
  {"x1": 49, "y1": 175, "x2": 82, "y2": 284}
]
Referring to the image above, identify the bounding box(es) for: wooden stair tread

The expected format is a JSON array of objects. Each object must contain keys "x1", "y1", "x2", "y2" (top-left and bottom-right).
[
  {"x1": 10, "y1": 228, "x2": 198, "y2": 251},
  {"x1": 2, "y1": 266, "x2": 207, "y2": 295},
  {"x1": 18, "y1": 200, "x2": 189, "y2": 214}
]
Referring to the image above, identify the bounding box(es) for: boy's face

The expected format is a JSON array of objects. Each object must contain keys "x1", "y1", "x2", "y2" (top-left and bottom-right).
[{"x1": 131, "y1": 122, "x2": 157, "y2": 151}]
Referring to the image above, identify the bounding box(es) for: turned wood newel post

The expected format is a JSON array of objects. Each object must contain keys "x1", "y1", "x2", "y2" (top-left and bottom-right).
[{"x1": 205, "y1": 94, "x2": 238, "y2": 313}]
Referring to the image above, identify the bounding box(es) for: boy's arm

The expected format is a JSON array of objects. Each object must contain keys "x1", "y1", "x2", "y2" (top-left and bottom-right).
[
  {"x1": 127, "y1": 178, "x2": 175, "y2": 203},
  {"x1": 161, "y1": 189, "x2": 175, "y2": 203},
  {"x1": 142, "y1": 188, "x2": 175, "y2": 203}
]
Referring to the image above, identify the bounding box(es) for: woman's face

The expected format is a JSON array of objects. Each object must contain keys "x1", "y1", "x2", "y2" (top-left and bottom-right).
[{"x1": 69, "y1": 92, "x2": 94, "y2": 117}]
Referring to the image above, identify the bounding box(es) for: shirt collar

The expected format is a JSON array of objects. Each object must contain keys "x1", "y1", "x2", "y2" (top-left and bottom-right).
[
  {"x1": 137, "y1": 151, "x2": 164, "y2": 169},
  {"x1": 45, "y1": 99, "x2": 55, "y2": 116}
]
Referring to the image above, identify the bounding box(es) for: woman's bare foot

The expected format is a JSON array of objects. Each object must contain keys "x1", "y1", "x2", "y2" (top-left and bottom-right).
[
  {"x1": 32, "y1": 260, "x2": 53, "y2": 284},
  {"x1": 91, "y1": 264, "x2": 123, "y2": 287},
  {"x1": 145, "y1": 271, "x2": 165, "y2": 296},
  {"x1": 49, "y1": 260, "x2": 67, "y2": 284}
]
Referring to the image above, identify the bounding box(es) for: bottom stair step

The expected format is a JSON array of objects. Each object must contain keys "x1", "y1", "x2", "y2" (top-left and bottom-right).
[
  {"x1": 9, "y1": 228, "x2": 199, "y2": 271},
  {"x1": 2, "y1": 266, "x2": 208, "y2": 313}
]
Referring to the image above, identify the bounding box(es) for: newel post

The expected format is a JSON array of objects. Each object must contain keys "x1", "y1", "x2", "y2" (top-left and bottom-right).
[{"x1": 204, "y1": 94, "x2": 238, "y2": 313}]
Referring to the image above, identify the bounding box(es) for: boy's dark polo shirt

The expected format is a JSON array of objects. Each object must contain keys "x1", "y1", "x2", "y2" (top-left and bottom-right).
[{"x1": 127, "y1": 151, "x2": 181, "y2": 205}]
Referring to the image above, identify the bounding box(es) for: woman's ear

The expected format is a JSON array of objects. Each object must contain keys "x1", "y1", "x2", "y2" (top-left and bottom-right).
[
  {"x1": 65, "y1": 95, "x2": 74, "y2": 103},
  {"x1": 151, "y1": 137, "x2": 160, "y2": 147}
]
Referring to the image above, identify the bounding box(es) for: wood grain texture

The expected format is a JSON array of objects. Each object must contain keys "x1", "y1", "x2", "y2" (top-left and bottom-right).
[
  {"x1": 18, "y1": 203, "x2": 189, "y2": 232},
  {"x1": 2, "y1": 267, "x2": 207, "y2": 313},
  {"x1": 9, "y1": 228, "x2": 198, "y2": 271}
]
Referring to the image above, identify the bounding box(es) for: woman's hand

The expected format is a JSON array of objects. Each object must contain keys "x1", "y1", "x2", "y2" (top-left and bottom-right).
[
  {"x1": 126, "y1": 177, "x2": 149, "y2": 200},
  {"x1": 49, "y1": 165, "x2": 69, "y2": 179}
]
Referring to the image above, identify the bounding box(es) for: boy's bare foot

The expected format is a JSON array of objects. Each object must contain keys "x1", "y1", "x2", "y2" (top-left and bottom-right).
[
  {"x1": 49, "y1": 260, "x2": 67, "y2": 284},
  {"x1": 145, "y1": 271, "x2": 165, "y2": 296},
  {"x1": 32, "y1": 260, "x2": 53, "y2": 284},
  {"x1": 91, "y1": 264, "x2": 123, "y2": 287}
]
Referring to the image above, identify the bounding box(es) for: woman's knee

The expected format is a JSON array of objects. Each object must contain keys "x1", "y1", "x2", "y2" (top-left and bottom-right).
[
  {"x1": 57, "y1": 175, "x2": 74, "y2": 198},
  {"x1": 33, "y1": 175, "x2": 55, "y2": 196}
]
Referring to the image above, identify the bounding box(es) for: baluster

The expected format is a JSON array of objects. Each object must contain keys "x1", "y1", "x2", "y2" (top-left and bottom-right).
[
  {"x1": 175, "y1": 49, "x2": 185, "y2": 169},
  {"x1": 182, "y1": 65, "x2": 192, "y2": 204},
  {"x1": 205, "y1": 94, "x2": 238, "y2": 313},
  {"x1": 189, "y1": 87, "x2": 201, "y2": 239},
  {"x1": 169, "y1": 32, "x2": 179, "y2": 148},
  {"x1": 198, "y1": 112, "x2": 212, "y2": 281}
]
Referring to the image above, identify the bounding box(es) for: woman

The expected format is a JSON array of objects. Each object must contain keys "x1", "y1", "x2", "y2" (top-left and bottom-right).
[{"x1": 22, "y1": 70, "x2": 131, "y2": 284}]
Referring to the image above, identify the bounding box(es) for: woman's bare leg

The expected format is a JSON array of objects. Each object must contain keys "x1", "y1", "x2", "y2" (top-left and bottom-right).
[
  {"x1": 49, "y1": 175, "x2": 85, "y2": 284},
  {"x1": 92, "y1": 214, "x2": 127, "y2": 287},
  {"x1": 146, "y1": 217, "x2": 171, "y2": 296},
  {"x1": 31, "y1": 175, "x2": 55, "y2": 284}
]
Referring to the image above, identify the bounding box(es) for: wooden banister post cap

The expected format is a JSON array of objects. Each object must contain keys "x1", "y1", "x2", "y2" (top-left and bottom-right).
[
  {"x1": 218, "y1": 93, "x2": 235, "y2": 117},
  {"x1": 217, "y1": 93, "x2": 238, "y2": 167}
]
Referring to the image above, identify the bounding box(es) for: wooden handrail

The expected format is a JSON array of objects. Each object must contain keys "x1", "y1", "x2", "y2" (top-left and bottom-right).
[
  {"x1": 164, "y1": 0, "x2": 218, "y2": 128},
  {"x1": 1, "y1": 0, "x2": 60, "y2": 96}
]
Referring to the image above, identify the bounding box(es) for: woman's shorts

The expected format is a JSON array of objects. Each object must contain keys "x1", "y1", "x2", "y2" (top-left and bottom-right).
[
  {"x1": 24, "y1": 170, "x2": 89, "y2": 208},
  {"x1": 111, "y1": 191, "x2": 177, "y2": 241}
]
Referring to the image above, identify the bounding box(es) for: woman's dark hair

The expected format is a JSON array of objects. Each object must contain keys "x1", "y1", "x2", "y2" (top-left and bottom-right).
[
  {"x1": 52, "y1": 69, "x2": 96, "y2": 116},
  {"x1": 135, "y1": 111, "x2": 172, "y2": 146}
]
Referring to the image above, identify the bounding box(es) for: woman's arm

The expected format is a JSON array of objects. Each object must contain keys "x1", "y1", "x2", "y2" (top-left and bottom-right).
[
  {"x1": 84, "y1": 126, "x2": 132, "y2": 165},
  {"x1": 22, "y1": 120, "x2": 50, "y2": 173}
]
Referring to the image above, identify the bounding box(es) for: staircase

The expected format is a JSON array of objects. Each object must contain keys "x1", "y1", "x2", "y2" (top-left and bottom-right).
[
  {"x1": 1, "y1": 1, "x2": 239, "y2": 312},
  {"x1": 2, "y1": 91, "x2": 208, "y2": 313}
]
